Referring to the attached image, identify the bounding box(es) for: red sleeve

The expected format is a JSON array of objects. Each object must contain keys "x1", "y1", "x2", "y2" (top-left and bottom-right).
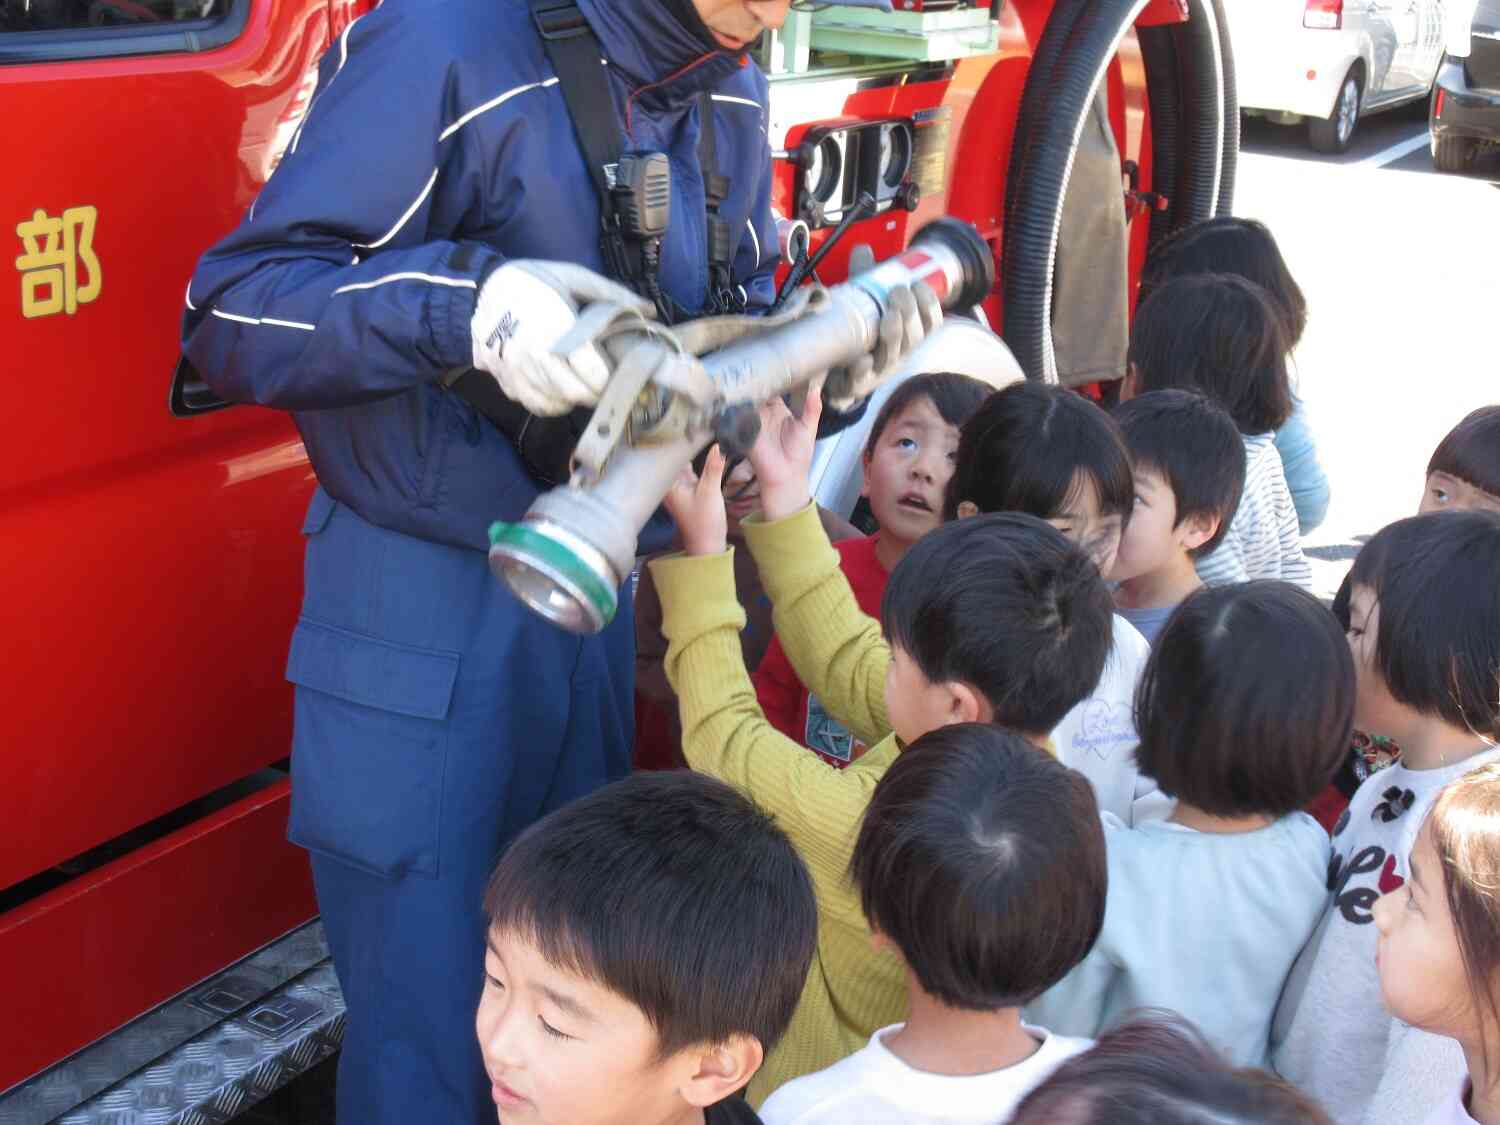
[{"x1": 752, "y1": 633, "x2": 806, "y2": 742}]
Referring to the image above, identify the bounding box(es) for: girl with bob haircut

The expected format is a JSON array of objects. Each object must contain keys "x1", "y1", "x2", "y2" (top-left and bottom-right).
[
  {"x1": 1138, "y1": 215, "x2": 1328, "y2": 534},
  {"x1": 1127, "y1": 273, "x2": 1312, "y2": 591},
  {"x1": 944, "y1": 381, "x2": 1132, "y2": 577},
  {"x1": 1421, "y1": 405, "x2": 1500, "y2": 516},
  {"x1": 1317, "y1": 405, "x2": 1500, "y2": 829},
  {"x1": 943, "y1": 381, "x2": 1160, "y2": 825},
  {"x1": 1374, "y1": 760, "x2": 1500, "y2": 1125},
  {"x1": 1006, "y1": 1013, "x2": 1333, "y2": 1125},
  {"x1": 1274, "y1": 510, "x2": 1500, "y2": 1124},
  {"x1": 1027, "y1": 581, "x2": 1354, "y2": 1068}
]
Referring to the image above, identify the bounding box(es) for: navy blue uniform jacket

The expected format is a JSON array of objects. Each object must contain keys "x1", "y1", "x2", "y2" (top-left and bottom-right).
[{"x1": 183, "y1": 0, "x2": 778, "y2": 551}]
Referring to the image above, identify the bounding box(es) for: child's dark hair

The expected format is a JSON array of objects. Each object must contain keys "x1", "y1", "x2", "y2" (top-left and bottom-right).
[
  {"x1": 943, "y1": 382, "x2": 1133, "y2": 523},
  {"x1": 1428, "y1": 761, "x2": 1500, "y2": 1071},
  {"x1": 851, "y1": 723, "x2": 1106, "y2": 1009},
  {"x1": 864, "y1": 372, "x2": 993, "y2": 457},
  {"x1": 1007, "y1": 1013, "x2": 1334, "y2": 1125},
  {"x1": 1136, "y1": 582, "x2": 1354, "y2": 817},
  {"x1": 1139, "y1": 216, "x2": 1308, "y2": 348},
  {"x1": 1129, "y1": 273, "x2": 1293, "y2": 436},
  {"x1": 1429, "y1": 405, "x2": 1500, "y2": 498},
  {"x1": 1114, "y1": 389, "x2": 1245, "y2": 559},
  {"x1": 882, "y1": 512, "x2": 1115, "y2": 735},
  {"x1": 482, "y1": 770, "x2": 817, "y2": 1058},
  {"x1": 1346, "y1": 510, "x2": 1500, "y2": 740}
]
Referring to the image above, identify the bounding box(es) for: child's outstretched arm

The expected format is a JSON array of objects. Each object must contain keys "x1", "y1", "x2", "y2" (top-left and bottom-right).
[
  {"x1": 653, "y1": 449, "x2": 894, "y2": 876},
  {"x1": 740, "y1": 391, "x2": 891, "y2": 747}
]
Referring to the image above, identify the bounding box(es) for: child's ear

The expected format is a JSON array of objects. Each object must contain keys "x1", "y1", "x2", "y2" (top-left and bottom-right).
[
  {"x1": 955, "y1": 499, "x2": 979, "y2": 520},
  {"x1": 1179, "y1": 511, "x2": 1219, "y2": 553},
  {"x1": 678, "y1": 1035, "x2": 763, "y2": 1109},
  {"x1": 943, "y1": 681, "x2": 993, "y2": 726},
  {"x1": 861, "y1": 449, "x2": 873, "y2": 499},
  {"x1": 1121, "y1": 362, "x2": 1140, "y2": 401}
]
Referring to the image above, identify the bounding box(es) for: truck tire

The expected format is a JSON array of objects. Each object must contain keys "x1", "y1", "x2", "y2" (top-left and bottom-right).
[
  {"x1": 1432, "y1": 133, "x2": 1476, "y2": 173},
  {"x1": 1308, "y1": 68, "x2": 1362, "y2": 153}
]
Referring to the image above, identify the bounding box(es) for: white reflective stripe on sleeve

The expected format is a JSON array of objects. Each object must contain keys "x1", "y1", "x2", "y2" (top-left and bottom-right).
[
  {"x1": 353, "y1": 168, "x2": 439, "y2": 251},
  {"x1": 711, "y1": 94, "x2": 761, "y2": 110},
  {"x1": 212, "y1": 309, "x2": 317, "y2": 331},
  {"x1": 290, "y1": 21, "x2": 354, "y2": 156},
  {"x1": 348, "y1": 79, "x2": 557, "y2": 258},
  {"x1": 745, "y1": 219, "x2": 761, "y2": 264},
  {"x1": 185, "y1": 281, "x2": 196, "y2": 311},
  {"x1": 332, "y1": 272, "x2": 479, "y2": 296},
  {"x1": 439, "y1": 77, "x2": 560, "y2": 142}
]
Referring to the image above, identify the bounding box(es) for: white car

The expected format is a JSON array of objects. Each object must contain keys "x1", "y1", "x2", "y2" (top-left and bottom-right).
[{"x1": 1225, "y1": 0, "x2": 1448, "y2": 152}]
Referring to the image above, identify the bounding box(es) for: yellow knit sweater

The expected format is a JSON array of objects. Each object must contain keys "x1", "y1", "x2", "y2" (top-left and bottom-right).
[{"x1": 650, "y1": 502, "x2": 906, "y2": 1106}]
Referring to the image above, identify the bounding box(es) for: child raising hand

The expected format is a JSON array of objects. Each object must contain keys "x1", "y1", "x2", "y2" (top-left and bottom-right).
[{"x1": 653, "y1": 388, "x2": 1116, "y2": 1104}]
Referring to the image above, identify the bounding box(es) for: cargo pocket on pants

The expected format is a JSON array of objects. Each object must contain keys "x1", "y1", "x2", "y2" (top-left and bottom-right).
[{"x1": 285, "y1": 616, "x2": 460, "y2": 880}]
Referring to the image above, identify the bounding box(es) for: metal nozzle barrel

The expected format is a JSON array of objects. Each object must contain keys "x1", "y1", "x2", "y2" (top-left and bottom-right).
[{"x1": 489, "y1": 218, "x2": 994, "y2": 633}]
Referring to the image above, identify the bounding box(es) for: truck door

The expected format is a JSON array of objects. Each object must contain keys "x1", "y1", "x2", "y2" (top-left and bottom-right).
[{"x1": 0, "y1": 0, "x2": 348, "y2": 1090}]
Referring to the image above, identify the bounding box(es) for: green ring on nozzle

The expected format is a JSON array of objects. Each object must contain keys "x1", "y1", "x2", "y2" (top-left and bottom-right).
[{"x1": 488, "y1": 520, "x2": 619, "y2": 632}]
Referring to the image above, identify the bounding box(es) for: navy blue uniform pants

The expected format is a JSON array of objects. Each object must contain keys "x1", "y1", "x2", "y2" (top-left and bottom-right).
[{"x1": 285, "y1": 490, "x2": 634, "y2": 1125}]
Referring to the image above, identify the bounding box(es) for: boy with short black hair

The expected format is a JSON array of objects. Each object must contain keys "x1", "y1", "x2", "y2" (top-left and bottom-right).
[
  {"x1": 939, "y1": 380, "x2": 1158, "y2": 822},
  {"x1": 655, "y1": 403, "x2": 1115, "y2": 1103},
  {"x1": 1110, "y1": 390, "x2": 1246, "y2": 645},
  {"x1": 759, "y1": 723, "x2": 1107, "y2": 1125},
  {"x1": 1314, "y1": 404, "x2": 1500, "y2": 828},
  {"x1": 1127, "y1": 273, "x2": 1312, "y2": 591},
  {"x1": 478, "y1": 769, "x2": 818, "y2": 1125},
  {"x1": 754, "y1": 371, "x2": 991, "y2": 766}
]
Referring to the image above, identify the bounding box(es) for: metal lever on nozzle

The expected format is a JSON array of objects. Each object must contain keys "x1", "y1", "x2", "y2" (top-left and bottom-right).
[{"x1": 488, "y1": 218, "x2": 996, "y2": 634}]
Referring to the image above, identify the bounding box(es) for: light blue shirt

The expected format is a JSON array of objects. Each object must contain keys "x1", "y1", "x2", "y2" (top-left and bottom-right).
[
  {"x1": 1274, "y1": 396, "x2": 1331, "y2": 535},
  {"x1": 1116, "y1": 605, "x2": 1176, "y2": 647},
  {"x1": 1026, "y1": 812, "x2": 1330, "y2": 1068}
]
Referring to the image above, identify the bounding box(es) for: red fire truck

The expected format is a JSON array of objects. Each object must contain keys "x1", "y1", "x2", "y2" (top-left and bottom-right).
[{"x1": 0, "y1": 0, "x2": 1233, "y2": 1119}]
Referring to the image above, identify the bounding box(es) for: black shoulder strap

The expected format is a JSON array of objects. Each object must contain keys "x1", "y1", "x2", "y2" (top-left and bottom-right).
[
  {"x1": 528, "y1": 0, "x2": 634, "y2": 281},
  {"x1": 697, "y1": 90, "x2": 719, "y2": 194},
  {"x1": 698, "y1": 91, "x2": 741, "y2": 313}
]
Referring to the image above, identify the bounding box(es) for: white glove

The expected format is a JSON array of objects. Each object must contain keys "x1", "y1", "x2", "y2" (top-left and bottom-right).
[
  {"x1": 825, "y1": 280, "x2": 943, "y2": 412},
  {"x1": 470, "y1": 260, "x2": 653, "y2": 417}
]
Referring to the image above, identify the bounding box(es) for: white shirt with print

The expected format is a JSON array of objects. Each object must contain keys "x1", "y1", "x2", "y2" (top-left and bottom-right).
[
  {"x1": 1051, "y1": 614, "x2": 1166, "y2": 825},
  {"x1": 1272, "y1": 750, "x2": 1500, "y2": 1124}
]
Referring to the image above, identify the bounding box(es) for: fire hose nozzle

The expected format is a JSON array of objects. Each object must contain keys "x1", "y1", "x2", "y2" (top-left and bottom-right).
[{"x1": 489, "y1": 218, "x2": 996, "y2": 634}]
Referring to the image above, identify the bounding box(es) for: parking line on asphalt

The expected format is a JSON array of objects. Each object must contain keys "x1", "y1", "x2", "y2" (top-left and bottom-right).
[{"x1": 1357, "y1": 130, "x2": 1431, "y2": 169}]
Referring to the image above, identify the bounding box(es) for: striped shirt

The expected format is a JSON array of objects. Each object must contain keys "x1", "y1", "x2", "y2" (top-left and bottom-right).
[{"x1": 1196, "y1": 433, "x2": 1313, "y2": 591}]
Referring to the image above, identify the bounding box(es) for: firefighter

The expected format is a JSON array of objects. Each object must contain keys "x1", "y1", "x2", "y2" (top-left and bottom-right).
[{"x1": 181, "y1": 1, "x2": 922, "y2": 1122}]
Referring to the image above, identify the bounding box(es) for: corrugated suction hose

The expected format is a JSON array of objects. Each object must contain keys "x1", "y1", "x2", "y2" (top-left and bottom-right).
[{"x1": 1001, "y1": 0, "x2": 1236, "y2": 381}]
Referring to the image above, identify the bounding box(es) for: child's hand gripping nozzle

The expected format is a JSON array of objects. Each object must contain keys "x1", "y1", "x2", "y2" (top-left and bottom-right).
[{"x1": 488, "y1": 218, "x2": 995, "y2": 634}]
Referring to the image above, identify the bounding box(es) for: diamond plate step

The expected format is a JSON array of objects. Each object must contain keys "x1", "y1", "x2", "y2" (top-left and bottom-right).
[{"x1": 0, "y1": 924, "x2": 343, "y2": 1125}]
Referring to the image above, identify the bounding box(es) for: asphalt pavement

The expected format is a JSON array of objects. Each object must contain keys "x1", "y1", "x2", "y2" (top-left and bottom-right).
[{"x1": 1234, "y1": 103, "x2": 1500, "y2": 600}]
